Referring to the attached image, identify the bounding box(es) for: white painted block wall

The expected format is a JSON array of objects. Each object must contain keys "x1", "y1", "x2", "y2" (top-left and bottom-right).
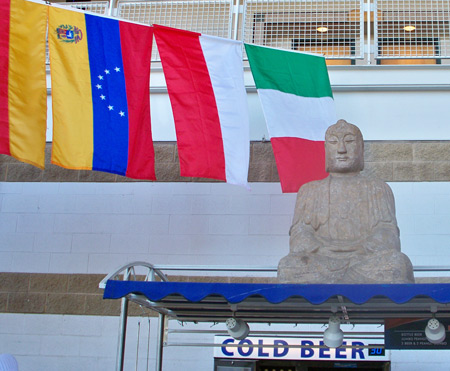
[
  {"x1": 0, "y1": 313, "x2": 164, "y2": 371},
  {"x1": 2, "y1": 313, "x2": 450, "y2": 371},
  {"x1": 0, "y1": 182, "x2": 291, "y2": 274},
  {"x1": 1, "y1": 181, "x2": 450, "y2": 274}
]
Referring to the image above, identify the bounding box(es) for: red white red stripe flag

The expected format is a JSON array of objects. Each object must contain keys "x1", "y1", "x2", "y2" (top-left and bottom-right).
[{"x1": 153, "y1": 25, "x2": 250, "y2": 188}]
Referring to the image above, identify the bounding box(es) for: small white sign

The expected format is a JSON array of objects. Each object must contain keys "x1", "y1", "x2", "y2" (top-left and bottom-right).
[{"x1": 214, "y1": 336, "x2": 389, "y2": 361}]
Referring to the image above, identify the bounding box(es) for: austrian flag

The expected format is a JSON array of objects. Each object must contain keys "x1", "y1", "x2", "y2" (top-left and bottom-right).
[{"x1": 154, "y1": 25, "x2": 250, "y2": 188}]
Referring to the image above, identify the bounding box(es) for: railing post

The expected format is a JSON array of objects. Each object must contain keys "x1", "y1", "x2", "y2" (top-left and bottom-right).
[
  {"x1": 366, "y1": 0, "x2": 372, "y2": 64},
  {"x1": 232, "y1": 0, "x2": 241, "y2": 40},
  {"x1": 108, "y1": 0, "x2": 117, "y2": 16},
  {"x1": 150, "y1": 268, "x2": 155, "y2": 282},
  {"x1": 115, "y1": 267, "x2": 132, "y2": 371},
  {"x1": 156, "y1": 313, "x2": 166, "y2": 371},
  {"x1": 116, "y1": 296, "x2": 129, "y2": 371}
]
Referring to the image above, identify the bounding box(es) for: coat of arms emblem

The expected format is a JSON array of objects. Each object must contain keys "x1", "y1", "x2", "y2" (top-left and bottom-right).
[{"x1": 56, "y1": 25, "x2": 83, "y2": 44}]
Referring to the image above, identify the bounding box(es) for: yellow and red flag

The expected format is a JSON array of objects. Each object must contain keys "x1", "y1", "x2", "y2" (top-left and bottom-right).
[
  {"x1": 0, "y1": 0, "x2": 47, "y2": 168},
  {"x1": 48, "y1": 6, "x2": 155, "y2": 179}
]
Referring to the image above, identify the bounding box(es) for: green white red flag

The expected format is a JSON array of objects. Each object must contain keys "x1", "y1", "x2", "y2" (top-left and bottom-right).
[{"x1": 245, "y1": 44, "x2": 336, "y2": 193}]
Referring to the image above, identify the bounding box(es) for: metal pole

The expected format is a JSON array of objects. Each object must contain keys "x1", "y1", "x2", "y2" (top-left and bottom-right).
[
  {"x1": 232, "y1": 0, "x2": 240, "y2": 40},
  {"x1": 116, "y1": 267, "x2": 132, "y2": 371},
  {"x1": 156, "y1": 313, "x2": 166, "y2": 371},
  {"x1": 116, "y1": 296, "x2": 129, "y2": 371},
  {"x1": 108, "y1": 0, "x2": 117, "y2": 16},
  {"x1": 367, "y1": 0, "x2": 371, "y2": 64},
  {"x1": 146, "y1": 318, "x2": 151, "y2": 371},
  {"x1": 135, "y1": 320, "x2": 141, "y2": 371}
]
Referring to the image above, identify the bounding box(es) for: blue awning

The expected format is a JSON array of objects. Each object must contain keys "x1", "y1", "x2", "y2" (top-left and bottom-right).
[
  {"x1": 103, "y1": 281, "x2": 450, "y2": 324},
  {"x1": 104, "y1": 281, "x2": 450, "y2": 304}
]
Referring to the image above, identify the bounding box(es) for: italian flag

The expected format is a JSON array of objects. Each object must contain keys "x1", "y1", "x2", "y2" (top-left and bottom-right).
[
  {"x1": 154, "y1": 25, "x2": 250, "y2": 188},
  {"x1": 245, "y1": 44, "x2": 336, "y2": 193}
]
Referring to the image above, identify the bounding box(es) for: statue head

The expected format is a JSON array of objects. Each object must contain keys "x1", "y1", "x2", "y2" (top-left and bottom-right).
[{"x1": 325, "y1": 119, "x2": 364, "y2": 174}]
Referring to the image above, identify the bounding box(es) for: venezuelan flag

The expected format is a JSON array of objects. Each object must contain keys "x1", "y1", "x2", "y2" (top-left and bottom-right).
[
  {"x1": 48, "y1": 6, "x2": 156, "y2": 180},
  {"x1": 0, "y1": 0, "x2": 47, "y2": 168}
]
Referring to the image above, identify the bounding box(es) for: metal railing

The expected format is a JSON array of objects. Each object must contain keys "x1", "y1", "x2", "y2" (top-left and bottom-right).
[
  {"x1": 63, "y1": 1, "x2": 110, "y2": 13},
  {"x1": 117, "y1": 0, "x2": 233, "y2": 60},
  {"x1": 375, "y1": 0, "x2": 450, "y2": 61},
  {"x1": 243, "y1": 0, "x2": 365, "y2": 61},
  {"x1": 99, "y1": 262, "x2": 450, "y2": 283},
  {"x1": 48, "y1": 0, "x2": 450, "y2": 64}
]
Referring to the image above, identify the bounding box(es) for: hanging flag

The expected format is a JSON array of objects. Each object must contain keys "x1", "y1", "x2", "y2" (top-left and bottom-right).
[
  {"x1": 245, "y1": 44, "x2": 336, "y2": 193},
  {"x1": 0, "y1": 0, "x2": 47, "y2": 168},
  {"x1": 48, "y1": 6, "x2": 155, "y2": 180},
  {"x1": 153, "y1": 25, "x2": 250, "y2": 188}
]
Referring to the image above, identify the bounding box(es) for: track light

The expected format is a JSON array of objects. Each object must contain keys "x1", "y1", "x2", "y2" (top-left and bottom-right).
[
  {"x1": 425, "y1": 318, "x2": 446, "y2": 344},
  {"x1": 323, "y1": 315, "x2": 344, "y2": 348},
  {"x1": 226, "y1": 318, "x2": 250, "y2": 340}
]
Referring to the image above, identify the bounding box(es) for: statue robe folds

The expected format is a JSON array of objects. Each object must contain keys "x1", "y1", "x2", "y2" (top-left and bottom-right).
[{"x1": 278, "y1": 174, "x2": 415, "y2": 284}]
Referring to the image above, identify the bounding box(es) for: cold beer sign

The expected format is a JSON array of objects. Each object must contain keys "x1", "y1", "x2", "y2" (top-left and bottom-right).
[{"x1": 214, "y1": 336, "x2": 388, "y2": 361}]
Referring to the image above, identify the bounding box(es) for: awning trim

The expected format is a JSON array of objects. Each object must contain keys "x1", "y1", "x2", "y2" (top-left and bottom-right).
[{"x1": 103, "y1": 281, "x2": 450, "y2": 305}]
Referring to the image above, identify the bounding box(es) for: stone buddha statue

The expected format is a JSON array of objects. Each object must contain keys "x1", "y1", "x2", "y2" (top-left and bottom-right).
[{"x1": 278, "y1": 119, "x2": 415, "y2": 284}]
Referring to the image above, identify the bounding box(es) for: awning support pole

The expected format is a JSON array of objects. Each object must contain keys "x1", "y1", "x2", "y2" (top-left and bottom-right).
[
  {"x1": 156, "y1": 313, "x2": 166, "y2": 371},
  {"x1": 116, "y1": 296, "x2": 129, "y2": 371}
]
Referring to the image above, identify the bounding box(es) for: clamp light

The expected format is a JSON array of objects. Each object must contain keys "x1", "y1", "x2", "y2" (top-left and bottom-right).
[
  {"x1": 425, "y1": 318, "x2": 446, "y2": 344},
  {"x1": 323, "y1": 315, "x2": 344, "y2": 348},
  {"x1": 226, "y1": 318, "x2": 250, "y2": 340}
]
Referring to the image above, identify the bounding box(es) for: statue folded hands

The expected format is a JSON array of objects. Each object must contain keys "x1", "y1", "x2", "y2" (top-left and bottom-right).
[{"x1": 278, "y1": 120, "x2": 415, "y2": 284}]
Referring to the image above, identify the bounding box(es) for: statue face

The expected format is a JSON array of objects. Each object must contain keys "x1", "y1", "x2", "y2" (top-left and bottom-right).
[{"x1": 325, "y1": 124, "x2": 364, "y2": 174}]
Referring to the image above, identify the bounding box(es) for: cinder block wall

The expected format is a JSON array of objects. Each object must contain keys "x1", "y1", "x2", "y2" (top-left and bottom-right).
[
  {"x1": 1, "y1": 140, "x2": 450, "y2": 315},
  {"x1": 1, "y1": 138, "x2": 450, "y2": 316},
  {"x1": 1, "y1": 142, "x2": 450, "y2": 370}
]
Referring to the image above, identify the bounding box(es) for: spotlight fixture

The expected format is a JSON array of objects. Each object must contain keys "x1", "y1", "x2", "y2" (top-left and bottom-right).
[
  {"x1": 317, "y1": 26, "x2": 329, "y2": 33},
  {"x1": 323, "y1": 315, "x2": 344, "y2": 348},
  {"x1": 403, "y1": 25, "x2": 416, "y2": 32},
  {"x1": 425, "y1": 318, "x2": 446, "y2": 344},
  {"x1": 226, "y1": 318, "x2": 250, "y2": 340}
]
